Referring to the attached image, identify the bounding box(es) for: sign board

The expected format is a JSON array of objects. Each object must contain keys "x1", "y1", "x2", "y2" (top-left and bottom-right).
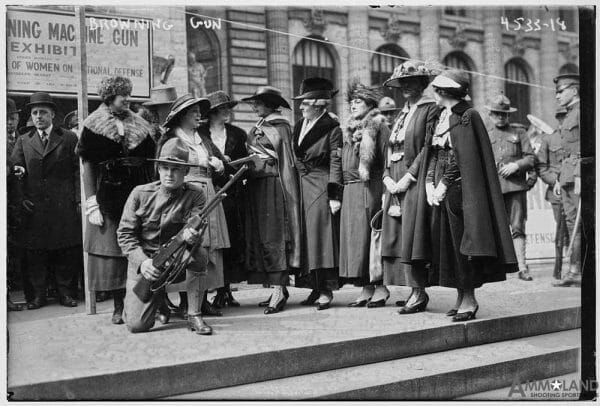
[
  {"x1": 7, "y1": 7, "x2": 152, "y2": 97},
  {"x1": 526, "y1": 181, "x2": 556, "y2": 260}
]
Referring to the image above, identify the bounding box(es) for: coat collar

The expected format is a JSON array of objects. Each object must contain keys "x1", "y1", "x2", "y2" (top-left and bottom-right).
[
  {"x1": 27, "y1": 126, "x2": 64, "y2": 157},
  {"x1": 450, "y1": 100, "x2": 472, "y2": 116},
  {"x1": 293, "y1": 111, "x2": 339, "y2": 155}
]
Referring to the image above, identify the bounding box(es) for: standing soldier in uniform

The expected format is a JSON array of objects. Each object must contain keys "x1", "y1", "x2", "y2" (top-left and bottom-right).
[
  {"x1": 552, "y1": 73, "x2": 581, "y2": 287},
  {"x1": 527, "y1": 113, "x2": 567, "y2": 281},
  {"x1": 485, "y1": 95, "x2": 535, "y2": 281}
]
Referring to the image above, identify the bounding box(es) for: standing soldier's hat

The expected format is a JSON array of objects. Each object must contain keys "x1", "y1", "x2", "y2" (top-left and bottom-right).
[
  {"x1": 27, "y1": 92, "x2": 57, "y2": 110},
  {"x1": 241, "y1": 86, "x2": 291, "y2": 109},
  {"x1": 143, "y1": 85, "x2": 178, "y2": 106},
  {"x1": 150, "y1": 137, "x2": 196, "y2": 166},
  {"x1": 485, "y1": 94, "x2": 517, "y2": 113},
  {"x1": 378, "y1": 96, "x2": 399, "y2": 112},
  {"x1": 293, "y1": 77, "x2": 338, "y2": 100},
  {"x1": 7, "y1": 98, "x2": 20, "y2": 114},
  {"x1": 553, "y1": 73, "x2": 580, "y2": 92}
]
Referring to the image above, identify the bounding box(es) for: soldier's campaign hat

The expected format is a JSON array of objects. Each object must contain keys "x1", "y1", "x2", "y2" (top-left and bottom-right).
[
  {"x1": 27, "y1": 92, "x2": 57, "y2": 111},
  {"x1": 150, "y1": 137, "x2": 196, "y2": 166},
  {"x1": 163, "y1": 94, "x2": 211, "y2": 128},
  {"x1": 553, "y1": 73, "x2": 580, "y2": 92},
  {"x1": 293, "y1": 77, "x2": 338, "y2": 100},
  {"x1": 206, "y1": 91, "x2": 238, "y2": 114},
  {"x1": 242, "y1": 86, "x2": 291, "y2": 109},
  {"x1": 384, "y1": 60, "x2": 433, "y2": 88},
  {"x1": 143, "y1": 85, "x2": 178, "y2": 106},
  {"x1": 526, "y1": 114, "x2": 554, "y2": 135},
  {"x1": 7, "y1": 98, "x2": 20, "y2": 114},
  {"x1": 485, "y1": 94, "x2": 517, "y2": 113},
  {"x1": 378, "y1": 96, "x2": 399, "y2": 112},
  {"x1": 63, "y1": 110, "x2": 78, "y2": 129}
]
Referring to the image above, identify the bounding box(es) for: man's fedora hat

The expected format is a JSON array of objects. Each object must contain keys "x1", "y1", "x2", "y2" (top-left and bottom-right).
[
  {"x1": 242, "y1": 86, "x2": 291, "y2": 109},
  {"x1": 206, "y1": 91, "x2": 238, "y2": 114},
  {"x1": 143, "y1": 85, "x2": 178, "y2": 106},
  {"x1": 149, "y1": 137, "x2": 196, "y2": 166},
  {"x1": 485, "y1": 94, "x2": 517, "y2": 113},
  {"x1": 293, "y1": 77, "x2": 338, "y2": 100},
  {"x1": 27, "y1": 92, "x2": 57, "y2": 110},
  {"x1": 553, "y1": 73, "x2": 579, "y2": 92},
  {"x1": 526, "y1": 114, "x2": 554, "y2": 135},
  {"x1": 384, "y1": 61, "x2": 433, "y2": 88},
  {"x1": 7, "y1": 98, "x2": 20, "y2": 114},
  {"x1": 163, "y1": 94, "x2": 210, "y2": 128}
]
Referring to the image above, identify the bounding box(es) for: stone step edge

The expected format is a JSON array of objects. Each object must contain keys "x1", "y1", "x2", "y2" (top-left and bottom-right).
[
  {"x1": 172, "y1": 330, "x2": 579, "y2": 400},
  {"x1": 8, "y1": 306, "x2": 581, "y2": 400}
]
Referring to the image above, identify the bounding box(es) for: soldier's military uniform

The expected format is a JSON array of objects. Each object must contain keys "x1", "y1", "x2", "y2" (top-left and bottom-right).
[
  {"x1": 552, "y1": 74, "x2": 581, "y2": 287},
  {"x1": 486, "y1": 95, "x2": 535, "y2": 280}
]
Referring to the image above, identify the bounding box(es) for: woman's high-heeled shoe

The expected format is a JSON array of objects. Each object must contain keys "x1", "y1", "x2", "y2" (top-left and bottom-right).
[
  {"x1": 316, "y1": 290, "x2": 333, "y2": 311},
  {"x1": 397, "y1": 293, "x2": 429, "y2": 315},
  {"x1": 265, "y1": 287, "x2": 287, "y2": 314},
  {"x1": 212, "y1": 288, "x2": 227, "y2": 309},
  {"x1": 452, "y1": 305, "x2": 479, "y2": 322},
  {"x1": 367, "y1": 286, "x2": 390, "y2": 308},
  {"x1": 301, "y1": 289, "x2": 320, "y2": 306},
  {"x1": 446, "y1": 308, "x2": 458, "y2": 317}
]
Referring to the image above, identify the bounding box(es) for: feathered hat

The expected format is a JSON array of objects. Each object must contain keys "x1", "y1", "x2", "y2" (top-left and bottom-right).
[
  {"x1": 97, "y1": 76, "x2": 133, "y2": 103},
  {"x1": 346, "y1": 78, "x2": 384, "y2": 106}
]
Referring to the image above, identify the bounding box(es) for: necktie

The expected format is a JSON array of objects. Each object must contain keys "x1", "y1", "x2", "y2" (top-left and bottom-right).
[{"x1": 41, "y1": 131, "x2": 48, "y2": 147}]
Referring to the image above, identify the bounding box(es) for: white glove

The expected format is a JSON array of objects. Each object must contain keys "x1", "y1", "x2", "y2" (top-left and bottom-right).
[
  {"x1": 383, "y1": 176, "x2": 397, "y2": 194},
  {"x1": 395, "y1": 174, "x2": 414, "y2": 193},
  {"x1": 208, "y1": 157, "x2": 224, "y2": 172},
  {"x1": 13, "y1": 165, "x2": 25, "y2": 178},
  {"x1": 426, "y1": 182, "x2": 435, "y2": 206},
  {"x1": 432, "y1": 183, "x2": 448, "y2": 206},
  {"x1": 329, "y1": 200, "x2": 341, "y2": 215},
  {"x1": 85, "y1": 195, "x2": 104, "y2": 226}
]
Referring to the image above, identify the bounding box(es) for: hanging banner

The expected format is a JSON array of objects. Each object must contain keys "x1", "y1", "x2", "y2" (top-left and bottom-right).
[{"x1": 7, "y1": 7, "x2": 152, "y2": 97}]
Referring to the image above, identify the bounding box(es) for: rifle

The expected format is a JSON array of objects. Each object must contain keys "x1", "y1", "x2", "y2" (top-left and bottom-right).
[{"x1": 132, "y1": 164, "x2": 249, "y2": 302}]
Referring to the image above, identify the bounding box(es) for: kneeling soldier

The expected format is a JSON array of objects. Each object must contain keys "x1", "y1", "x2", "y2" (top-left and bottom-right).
[{"x1": 117, "y1": 137, "x2": 212, "y2": 335}]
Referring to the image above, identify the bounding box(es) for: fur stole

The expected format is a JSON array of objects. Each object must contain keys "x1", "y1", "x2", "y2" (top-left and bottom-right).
[
  {"x1": 83, "y1": 103, "x2": 155, "y2": 150},
  {"x1": 343, "y1": 108, "x2": 385, "y2": 181}
]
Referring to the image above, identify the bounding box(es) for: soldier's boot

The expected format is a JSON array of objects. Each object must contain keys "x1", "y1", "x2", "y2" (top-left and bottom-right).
[
  {"x1": 514, "y1": 237, "x2": 533, "y2": 281},
  {"x1": 553, "y1": 234, "x2": 582, "y2": 287},
  {"x1": 553, "y1": 242, "x2": 563, "y2": 280},
  {"x1": 186, "y1": 271, "x2": 212, "y2": 335},
  {"x1": 111, "y1": 289, "x2": 125, "y2": 325}
]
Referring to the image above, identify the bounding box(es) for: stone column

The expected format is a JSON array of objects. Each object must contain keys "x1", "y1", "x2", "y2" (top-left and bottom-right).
[
  {"x1": 347, "y1": 8, "x2": 370, "y2": 84},
  {"x1": 266, "y1": 8, "x2": 292, "y2": 100},
  {"x1": 420, "y1": 7, "x2": 440, "y2": 63},
  {"x1": 482, "y1": 8, "x2": 504, "y2": 101},
  {"x1": 539, "y1": 7, "x2": 560, "y2": 125}
]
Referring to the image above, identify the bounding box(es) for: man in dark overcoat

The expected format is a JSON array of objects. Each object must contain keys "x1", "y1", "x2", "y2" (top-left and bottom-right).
[
  {"x1": 485, "y1": 95, "x2": 535, "y2": 281},
  {"x1": 10, "y1": 92, "x2": 82, "y2": 309}
]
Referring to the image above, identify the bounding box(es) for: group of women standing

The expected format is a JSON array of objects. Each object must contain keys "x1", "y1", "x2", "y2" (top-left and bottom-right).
[{"x1": 79, "y1": 59, "x2": 518, "y2": 326}]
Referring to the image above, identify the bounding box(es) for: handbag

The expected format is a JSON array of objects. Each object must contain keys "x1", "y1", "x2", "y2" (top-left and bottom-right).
[
  {"x1": 387, "y1": 193, "x2": 402, "y2": 217},
  {"x1": 369, "y1": 209, "x2": 384, "y2": 283}
]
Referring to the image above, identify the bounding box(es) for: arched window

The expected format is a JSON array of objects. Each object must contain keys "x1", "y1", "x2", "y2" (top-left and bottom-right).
[
  {"x1": 371, "y1": 44, "x2": 410, "y2": 107},
  {"x1": 443, "y1": 51, "x2": 475, "y2": 99},
  {"x1": 504, "y1": 58, "x2": 531, "y2": 125},
  {"x1": 559, "y1": 63, "x2": 579, "y2": 75},
  {"x1": 444, "y1": 7, "x2": 468, "y2": 17},
  {"x1": 186, "y1": 13, "x2": 221, "y2": 97},
  {"x1": 558, "y1": 8, "x2": 577, "y2": 32},
  {"x1": 292, "y1": 37, "x2": 337, "y2": 122}
]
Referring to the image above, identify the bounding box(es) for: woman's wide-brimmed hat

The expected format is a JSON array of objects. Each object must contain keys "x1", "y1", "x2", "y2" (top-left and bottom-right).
[
  {"x1": 430, "y1": 69, "x2": 470, "y2": 99},
  {"x1": 163, "y1": 94, "x2": 210, "y2": 128},
  {"x1": 149, "y1": 137, "x2": 196, "y2": 167},
  {"x1": 293, "y1": 77, "x2": 338, "y2": 100},
  {"x1": 7, "y1": 98, "x2": 20, "y2": 114},
  {"x1": 527, "y1": 114, "x2": 554, "y2": 135},
  {"x1": 241, "y1": 86, "x2": 291, "y2": 109},
  {"x1": 485, "y1": 94, "x2": 517, "y2": 113},
  {"x1": 143, "y1": 85, "x2": 178, "y2": 106},
  {"x1": 27, "y1": 92, "x2": 57, "y2": 110},
  {"x1": 206, "y1": 91, "x2": 238, "y2": 114},
  {"x1": 384, "y1": 61, "x2": 433, "y2": 88},
  {"x1": 346, "y1": 78, "x2": 384, "y2": 106}
]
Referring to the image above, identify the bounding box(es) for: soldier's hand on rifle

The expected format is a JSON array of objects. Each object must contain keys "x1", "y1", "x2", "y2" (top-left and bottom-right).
[
  {"x1": 498, "y1": 162, "x2": 519, "y2": 178},
  {"x1": 208, "y1": 157, "x2": 224, "y2": 173},
  {"x1": 553, "y1": 181, "x2": 561, "y2": 197},
  {"x1": 182, "y1": 227, "x2": 201, "y2": 246},
  {"x1": 141, "y1": 258, "x2": 161, "y2": 282},
  {"x1": 574, "y1": 176, "x2": 581, "y2": 196}
]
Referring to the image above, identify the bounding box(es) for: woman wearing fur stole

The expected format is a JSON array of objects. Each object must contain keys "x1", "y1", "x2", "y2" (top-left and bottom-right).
[
  {"x1": 339, "y1": 80, "x2": 391, "y2": 307},
  {"x1": 76, "y1": 76, "x2": 156, "y2": 324}
]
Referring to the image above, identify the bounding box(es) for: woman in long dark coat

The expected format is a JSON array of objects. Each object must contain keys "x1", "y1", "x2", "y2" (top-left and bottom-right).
[
  {"x1": 199, "y1": 90, "x2": 248, "y2": 308},
  {"x1": 406, "y1": 69, "x2": 518, "y2": 321},
  {"x1": 242, "y1": 86, "x2": 302, "y2": 314},
  {"x1": 158, "y1": 94, "x2": 230, "y2": 318},
  {"x1": 380, "y1": 61, "x2": 440, "y2": 313},
  {"x1": 76, "y1": 76, "x2": 156, "y2": 324},
  {"x1": 339, "y1": 80, "x2": 390, "y2": 307},
  {"x1": 291, "y1": 78, "x2": 343, "y2": 310}
]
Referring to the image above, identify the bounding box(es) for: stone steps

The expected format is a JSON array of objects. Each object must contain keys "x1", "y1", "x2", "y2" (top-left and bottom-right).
[{"x1": 169, "y1": 330, "x2": 580, "y2": 400}]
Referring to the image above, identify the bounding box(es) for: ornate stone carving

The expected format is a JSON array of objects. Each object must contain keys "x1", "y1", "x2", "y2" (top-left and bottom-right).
[
  {"x1": 560, "y1": 38, "x2": 579, "y2": 63},
  {"x1": 511, "y1": 31, "x2": 528, "y2": 56},
  {"x1": 448, "y1": 23, "x2": 468, "y2": 50},
  {"x1": 380, "y1": 15, "x2": 403, "y2": 43},
  {"x1": 303, "y1": 8, "x2": 327, "y2": 35}
]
